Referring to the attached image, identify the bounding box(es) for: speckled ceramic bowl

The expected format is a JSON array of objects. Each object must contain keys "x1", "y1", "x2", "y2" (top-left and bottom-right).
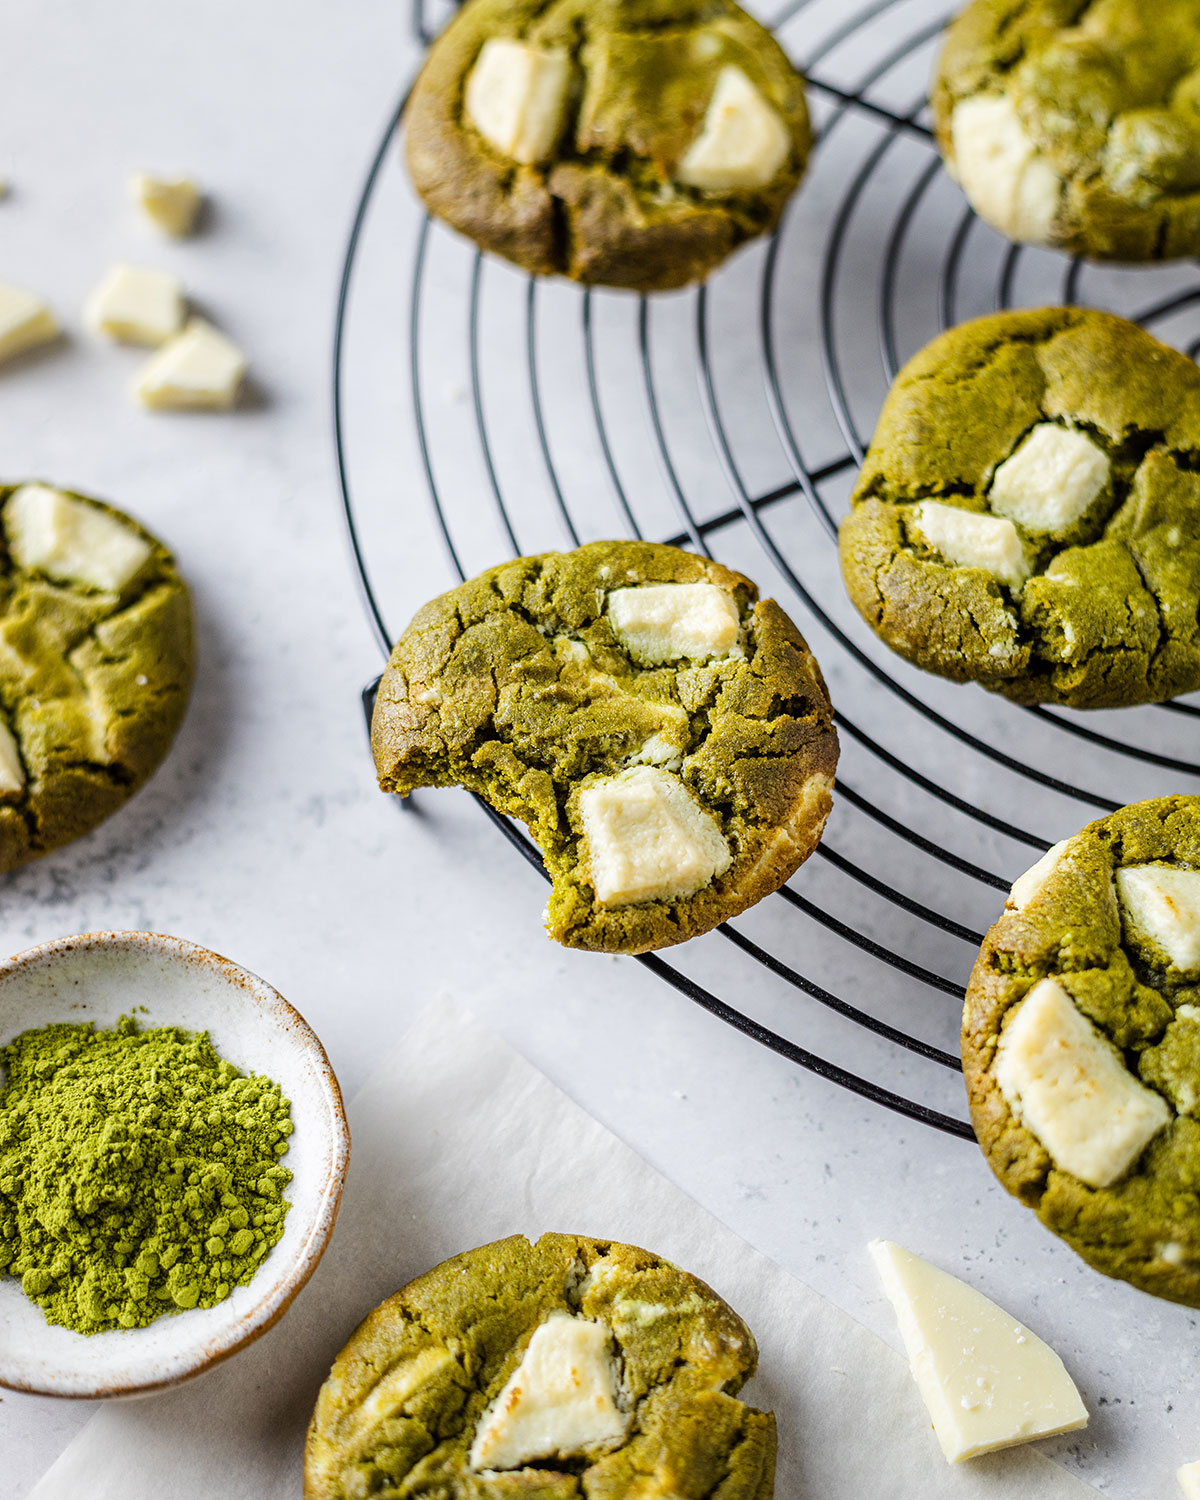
[{"x1": 0, "y1": 931, "x2": 350, "y2": 1398}]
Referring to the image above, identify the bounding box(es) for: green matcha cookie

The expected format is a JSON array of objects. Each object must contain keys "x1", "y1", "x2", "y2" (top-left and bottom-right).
[
  {"x1": 839, "y1": 307, "x2": 1200, "y2": 708},
  {"x1": 305, "y1": 1233, "x2": 775, "y2": 1499},
  {"x1": 404, "y1": 0, "x2": 810, "y2": 292},
  {"x1": 934, "y1": 0, "x2": 1200, "y2": 260},
  {"x1": 0, "y1": 482, "x2": 193, "y2": 870},
  {"x1": 371, "y1": 541, "x2": 838, "y2": 953},
  {"x1": 963, "y1": 795, "x2": 1200, "y2": 1307}
]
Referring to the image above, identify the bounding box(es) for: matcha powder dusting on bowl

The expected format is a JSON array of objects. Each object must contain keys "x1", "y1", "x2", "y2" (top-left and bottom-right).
[{"x1": 0, "y1": 1015, "x2": 293, "y2": 1333}]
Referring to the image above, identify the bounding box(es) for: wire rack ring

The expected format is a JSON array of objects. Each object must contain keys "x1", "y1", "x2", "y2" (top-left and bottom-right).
[{"x1": 334, "y1": 0, "x2": 1200, "y2": 1143}]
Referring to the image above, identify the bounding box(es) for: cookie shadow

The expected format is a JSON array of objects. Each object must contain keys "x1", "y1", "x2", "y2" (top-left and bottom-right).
[{"x1": 0, "y1": 334, "x2": 68, "y2": 380}]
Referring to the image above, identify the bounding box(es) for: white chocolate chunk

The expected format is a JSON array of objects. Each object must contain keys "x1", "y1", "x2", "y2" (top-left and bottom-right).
[
  {"x1": 677, "y1": 66, "x2": 790, "y2": 191},
  {"x1": 990, "y1": 425, "x2": 1109, "y2": 533},
  {"x1": 0, "y1": 283, "x2": 59, "y2": 366},
  {"x1": 995, "y1": 977, "x2": 1170, "y2": 1188},
  {"x1": 1007, "y1": 839, "x2": 1071, "y2": 911},
  {"x1": 631, "y1": 735, "x2": 682, "y2": 768},
  {"x1": 950, "y1": 94, "x2": 1062, "y2": 243},
  {"x1": 85, "y1": 264, "x2": 185, "y2": 347},
  {"x1": 869, "y1": 1240, "x2": 1087, "y2": 1463},
  {"x1": 1179, "y1": 1460, "x2": 1200, "y2": 1500},
  {"x1": 134, "y1": 318, "x2": 246, "y2": 410},
  {"x1": 580, "y1": 765, "x2": 731, "y2": 907},
  {"x1": 464, "y1": 39, "x2": 571, "y2": 165},
  {"x1": 132, "y1": 173, "x2": 202, "y2": 237},
  {"x1": 469, "y1": 1313, "x2": 627, "y2": 1470},
  {"x1": 1116, "y1": 864, "x2": 1200, "y2": 972},
  {"x1": 909, "y1": 500, "x2": 1029, "y2": 589},
  {"x1": 5, "y1": 484, "x2": 151, "y2": 592},
  {"x1": 608, "y1": 582, "x2": 739, "y2": 663},
  {"x1": 0, "y1": 718, "x2": 24, "y2": 794}
]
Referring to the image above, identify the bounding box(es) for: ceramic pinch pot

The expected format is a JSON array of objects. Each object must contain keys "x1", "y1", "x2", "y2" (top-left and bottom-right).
[{"x1": 0, "y1": 930, "x2": 350, "y2": 1398}]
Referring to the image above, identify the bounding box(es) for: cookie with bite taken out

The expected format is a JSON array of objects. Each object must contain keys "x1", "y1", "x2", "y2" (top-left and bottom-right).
[{"x1": 371, "y1": 540, "x2": 838, "y2": 953}]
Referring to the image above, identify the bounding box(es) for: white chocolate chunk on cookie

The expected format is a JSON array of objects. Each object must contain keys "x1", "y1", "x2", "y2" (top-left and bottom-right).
[
  {"x1": 85, "y1": 264, "x2": 185, "y2": 346},
  {"x1": 465, "y1": 39, "x2": 572, "y2": 165},
  {"x1": 869, "y1": 1239, "x2": 1086, "y2": 1463},
  {"x1": 0, "y1": 283, "x2": 59, "y2": 366},
  {"x1": 677, "y1": 66, "x2": 791, "y2": 191},
  {"x1": 134, "y1": 318, "x2": 246, "y2": 410},
  {"x1": 631, "y1": 729, "x2": 686, "y2": 770},
  {"x1": 995, "y1": 977, "x2": 1170, "y2": 1188},
  {"x1": 132, "y1": 173, "x2": 203, "y2": 237},
  {"x1": 0, "y1": 718, "x2": 25, "y2": 794},
  {"x1": 910, "y1": 501, "x2": 1029, "y2": 588},
  {"x1": 5, "y1": 484, "x2": 152, "y2": 592},
  {"x1": 1116, "y1": 865, "x2": 1200, "y2": 972},
  {"x1": 950, "y1": 94, "x2": 1062, "y2": 243},
  {"x1": 580, "y1": 765, "x2": 731, "y2": 907},
  {"x1": 1007, "y1": 839, "x2": 1071, "y2": 911},
  {"x1": 1179, "y1": 1461, "x2": 1200, "y2": 1500},
  {"x1": 608, "y1": 582, "x2": 739, "y2": 662},
  {"x1": 469, "y1": 1313, "x2": 627, "y2": 1470},
  {"x1": 989, "y1": 425, "x2": 1110, "y2": 533}
]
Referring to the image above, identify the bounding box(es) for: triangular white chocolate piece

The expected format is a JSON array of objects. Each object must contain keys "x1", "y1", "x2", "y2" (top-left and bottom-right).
[
  {"x1": 469, "y1": 1313, "x2": 626, "y2": 1470},
  {"x1": 870, "y1": 1239, "x2": 1087, "y2": 1463}
]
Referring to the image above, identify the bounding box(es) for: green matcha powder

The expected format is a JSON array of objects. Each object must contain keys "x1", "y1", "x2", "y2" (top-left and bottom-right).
[{"x1": 0, "y1": 1015, "x2": 293, "y2": 1333}]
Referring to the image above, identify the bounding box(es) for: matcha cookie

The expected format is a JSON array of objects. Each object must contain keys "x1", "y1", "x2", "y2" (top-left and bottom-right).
[
  {"x1": 404, "y1": 0, "x2": 810, "y2": 292},
  {"x1": 839, "y1": 307, "x2": 1200, "y2": 708},
  {"x1": 306, "y1": 1232, "x2": 775, "y2": 1499},
  {"x1": 933, "y1": 0, "x2": 1200, "y2": 260},
  {"x1": 963, "y1": 796, "x2": 1200, "y2": 1306},
  {"x1": 0, "y1": 482, "x2": 193, "y2": 870},
  {"x1": 371, "y1": 541, "x2": 838, "y2": 953}
]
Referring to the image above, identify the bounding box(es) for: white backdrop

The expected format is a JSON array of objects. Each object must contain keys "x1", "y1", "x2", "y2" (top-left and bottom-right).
[{"x1": 1, "y1": 2, "x2": 1195, "y2": 1496}]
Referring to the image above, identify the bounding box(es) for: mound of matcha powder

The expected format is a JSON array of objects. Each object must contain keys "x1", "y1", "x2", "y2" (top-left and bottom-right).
[{"x1": 0, "y1": 1015, "x2": 293, "y2": 1333}]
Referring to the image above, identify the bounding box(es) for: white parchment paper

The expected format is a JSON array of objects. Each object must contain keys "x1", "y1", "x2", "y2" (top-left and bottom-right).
[{"x1": 29, "y1": 1000, "x2": 1100, "y2": 1498}]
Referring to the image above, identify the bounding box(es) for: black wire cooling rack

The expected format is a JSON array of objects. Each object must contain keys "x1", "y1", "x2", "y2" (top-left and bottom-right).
[{"x1": 333, "y1": 0, "x2": 1200, "y2": 1142}]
